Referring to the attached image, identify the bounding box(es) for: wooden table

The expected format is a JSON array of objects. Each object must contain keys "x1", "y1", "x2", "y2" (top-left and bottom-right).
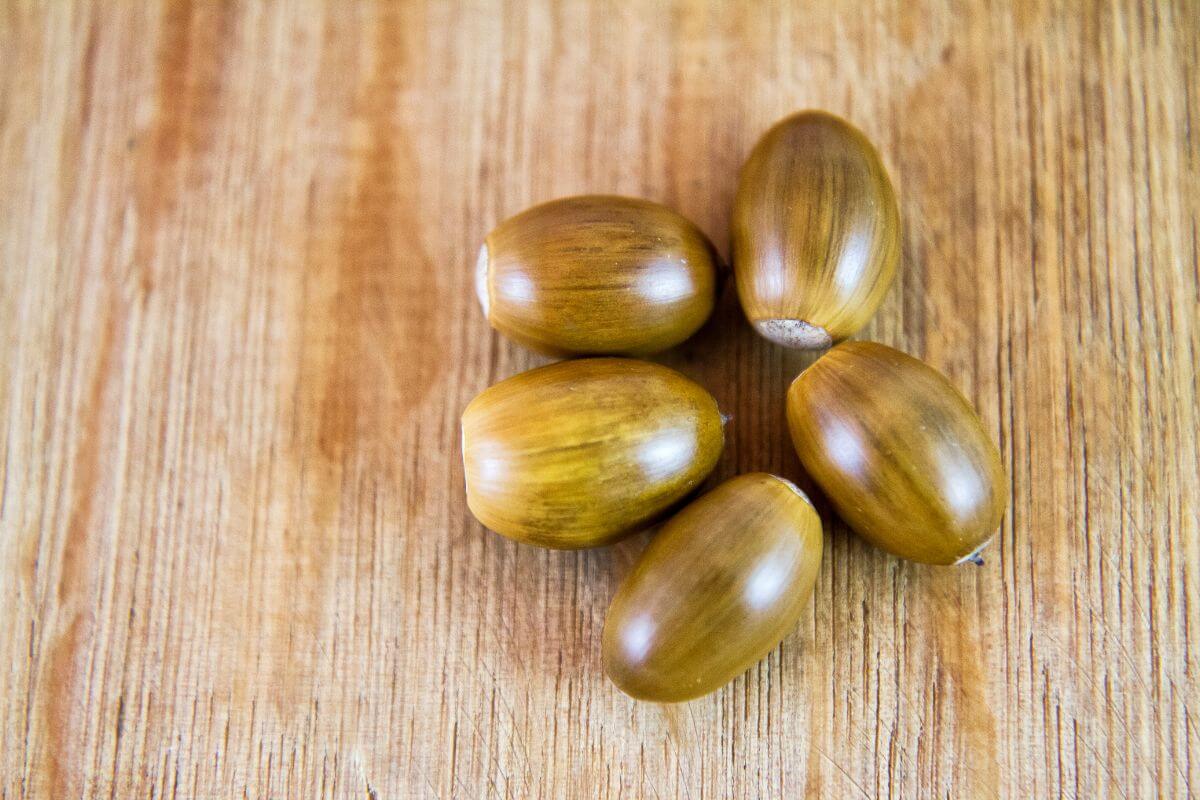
[{"x1": 2, "y1": 2, "x2": 1196, "y2": 797}]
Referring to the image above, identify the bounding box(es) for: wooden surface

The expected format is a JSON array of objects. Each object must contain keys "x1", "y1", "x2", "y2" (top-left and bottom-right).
[{"x1": 0, "y1": 1, "x2": 1196, "y2": 797}]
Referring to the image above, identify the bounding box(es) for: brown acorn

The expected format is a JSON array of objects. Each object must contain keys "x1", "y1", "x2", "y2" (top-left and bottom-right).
[
  {"x1": 461, "y1": 358, "x2": 725, "y2": 549},
  {"x1": 603, "y1": 473, "x2": 823, "y2": 702},
  {"x1": 477, "y1": 195, "x2": 718, "y2": 356},
  {"x1": 786, "y1": 341, "x2": 1007, "y2": 565},
  {"x1": 732, "y1": 111, "x2": 900, "y2": 349}
]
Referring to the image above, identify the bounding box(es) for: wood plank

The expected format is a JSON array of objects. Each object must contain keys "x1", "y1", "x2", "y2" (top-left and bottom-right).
[{"x1": 0, "y1": 1, "x2": 1195, "y2": 796}]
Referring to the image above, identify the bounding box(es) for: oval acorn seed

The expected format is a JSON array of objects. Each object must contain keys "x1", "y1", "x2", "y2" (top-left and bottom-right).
[
  {"x1": 461, "y1": 358, "x2": 725, "y2": 549},
  {"x1": 603, "y1": 473, "x2": 823, "y2": 702},
  {"x1": 786, "y1": 341, "x2": 1007, "y2": 565},
  {"x1": 477, "y1": 195, "x2": 719, "y2": 356},
  {"x1": 732, "y1": 111, "x2": 900, "y2": 349}
]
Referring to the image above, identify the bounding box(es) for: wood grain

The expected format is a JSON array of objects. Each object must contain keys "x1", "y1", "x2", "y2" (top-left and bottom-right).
[{"x1": 0, "y1": 1, "x2": 1196, "y2": 797}]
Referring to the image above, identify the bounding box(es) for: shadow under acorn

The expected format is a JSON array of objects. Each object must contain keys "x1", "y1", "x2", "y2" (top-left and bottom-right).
[{"x1": 470, "y1": 274, "x2": 912, "y2": 693}]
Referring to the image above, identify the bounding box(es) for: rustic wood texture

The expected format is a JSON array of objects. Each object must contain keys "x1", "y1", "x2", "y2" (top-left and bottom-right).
[{"x1": 0, "y1": 1, "x2": 1196, "y2": 797}]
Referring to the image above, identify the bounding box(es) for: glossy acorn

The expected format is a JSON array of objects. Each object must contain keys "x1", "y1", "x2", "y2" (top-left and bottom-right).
[
  {"x1": 732, "y1": 111, "x2": 900, "y2": 349},
  {"x1": 603, "y1": 473, "x2": 823, "y2": 702},
  {"x1": 476, "y1": 195, "x2": 719, "y2": 356},
  {"x1": 786, "y1": 341, "x2": 1007, "y2": 565},
  {"x1": 461, "y1": 358, "x2": 724, "y2": 549}
]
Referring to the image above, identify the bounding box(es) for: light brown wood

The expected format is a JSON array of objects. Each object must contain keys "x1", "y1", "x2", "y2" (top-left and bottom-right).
[{"x1": 0, "y1": 1, "x2": 1196, "y2": 797}]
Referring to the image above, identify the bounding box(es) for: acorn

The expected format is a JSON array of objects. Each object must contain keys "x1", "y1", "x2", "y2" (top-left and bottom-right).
[
  {"x1": 461, "y1": 358, "x2": 724, "y2": 549},
  {"x1": 603, "y1": 473, "x2": 823, "y2": 702},
  {"x1": 732, "y1": 111, "x2": 900, "y2": 349},
  {"x1": 476, "y1": 195, "x2": 719, "y2": 356},
  {"x1": 786, "y1": 341, "x2": 1007, "y2": 565}
]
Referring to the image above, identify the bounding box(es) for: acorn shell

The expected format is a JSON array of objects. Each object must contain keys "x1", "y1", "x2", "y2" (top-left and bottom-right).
[
  {"x1": 732, "y1": 111, "x2": 899, "y2": 349},
  {"x1": 603, "y1": 473, "x2": 823, "y2": 702},
  {"x1": 461, "y1": 358, "x2": 724, "y2": 549},
  {"x1": 786, "y1": 341, "x2": 1007, "y2": 565},
  {"x1": 478, "y1": 195, "x2": 719, "y2": 356}
]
